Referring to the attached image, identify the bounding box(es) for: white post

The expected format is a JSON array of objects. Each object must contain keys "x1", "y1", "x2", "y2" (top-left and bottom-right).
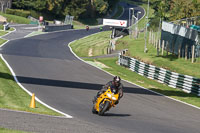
[
  {"x1": 144, "y1": 0, "x2": 150, "y2": 53},
  {"x1": 149, "y1": 31, "x2": 151, "y2": 44},
  {"x1": 129, "y1": 8, "x2": 134, "y2": 39},
  {"x1": 162, "y1": 40, "x2": 164, "y2": 55},
  {"x1": 136, "y1": 11, "x2": 141, "y2": 38},
  {"x1": 192, "y1": 45, "x2": 195, "y2": 63}
]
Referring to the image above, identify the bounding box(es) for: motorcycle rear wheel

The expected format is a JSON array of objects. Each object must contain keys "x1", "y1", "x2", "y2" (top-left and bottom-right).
[
  {"x1": 98, "y1": 101, "x2": 110, "y2": 116},
  {"x1": 92, "y1": 106, "x2": 98, "y2": 114}
]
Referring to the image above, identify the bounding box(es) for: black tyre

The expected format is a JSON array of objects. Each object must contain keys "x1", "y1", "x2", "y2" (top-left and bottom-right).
[
  {"x1": 92, "y1": 105, "x2": 98, "y2": 114},
  {"x1": 98, "y1": 101, "x2": 110, "y2": 116}
]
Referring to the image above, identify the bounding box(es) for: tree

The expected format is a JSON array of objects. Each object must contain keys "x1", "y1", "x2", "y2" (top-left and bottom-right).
[
  {"x1": 12, "y1": 0, "x2": 117, "y2": 20},
  {"x1": 93, "y1": 0, "x2": 108, "y2": 15},
  {"x1": 63, "y1": 0, "x2": 89, "y2": 19}
]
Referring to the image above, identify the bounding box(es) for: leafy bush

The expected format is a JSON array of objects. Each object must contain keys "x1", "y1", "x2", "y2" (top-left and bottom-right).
[
  {"x1": 148, "y1": 17, "x2": 160, "y2": 32},
  {"x1": 0, "y1": 12, "x2": 30, "y2": 24},
  {"x1": 6, "y1": 8, "x2": 30, "y2": 18}
]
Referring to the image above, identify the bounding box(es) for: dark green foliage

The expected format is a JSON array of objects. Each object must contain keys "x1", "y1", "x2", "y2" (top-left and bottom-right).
[
  {"x1": 11, "y1": 0, "x2": 118, "y2": 20},
  {"x1": 6, "y1": 9, "x2": 30, "y2": 18},
  {"x1": 149, "y1": 0, "x2": 200, "y2": 31},
  {"x1": 151, "y1": 0, "x2": 200, "y2": 21},
  {"x1": 148, "y1": 17, "x2": 160, "y2": 31}
]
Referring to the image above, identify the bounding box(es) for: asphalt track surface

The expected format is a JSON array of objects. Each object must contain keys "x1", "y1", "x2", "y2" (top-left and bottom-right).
[{"x1": 1, "y1": 2, "x2": 200, "y2": 133}]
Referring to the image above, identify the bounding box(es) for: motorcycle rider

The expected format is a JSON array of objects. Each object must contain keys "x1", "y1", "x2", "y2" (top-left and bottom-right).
[
  {"x1": 93, "y1": 76, "x2": 123, "y2": 104},
  {"x1": 86, "y1": 25, "x2": 89, "y2": 31}
]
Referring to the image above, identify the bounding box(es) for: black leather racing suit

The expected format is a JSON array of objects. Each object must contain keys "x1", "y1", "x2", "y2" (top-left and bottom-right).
[{"x1": 94, "y1": 81, "x2": 123, "y2": 103}]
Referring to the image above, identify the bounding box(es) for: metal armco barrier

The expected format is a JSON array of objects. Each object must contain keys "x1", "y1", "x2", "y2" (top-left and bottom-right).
[
  {"x1": 43, "y1": 24, "x2": 73, "y2": 32},
  {"x1": 118, "y1": 54, "x2": 200, "y2": 96}
]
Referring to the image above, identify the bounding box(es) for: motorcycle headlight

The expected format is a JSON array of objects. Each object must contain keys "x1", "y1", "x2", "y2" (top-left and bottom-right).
[
  {"x1": 112, "y1": 97, "x2": 117, "y2": 100},
  {"x1": 107, "y1": 93, "x2": 111, "y2": 98}
]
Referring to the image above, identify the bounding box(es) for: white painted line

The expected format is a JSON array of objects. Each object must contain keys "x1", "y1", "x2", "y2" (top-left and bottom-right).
[
  {"x1": 9, "y1": 24, "x2": 28, "y2": 27},
  {"x1": 0, "y1": 40, "x2": 9, "y2": 48},
  {"x1": 0, "y1": 27, "x2": 16, "y2": 39},
  {"x1": 0, "y1": 108, "x2": 68, "y2": 119},
  {"x1": 0, "y1": 54, "x2": 73, "y2": 118}
]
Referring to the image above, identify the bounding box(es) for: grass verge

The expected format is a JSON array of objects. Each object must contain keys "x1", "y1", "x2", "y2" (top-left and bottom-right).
[
  {"x1": 0, "y1": 31, "x2": 8, "y2": 36},
  {"x1": 70, "y1": 31, "x2": 111, "y2": 57},
  {"x1": 0, "y1": 33, "x2": 61, "y2": 116},
  {"x1": 118, "y1": 0, "x2": 200, "y2": 78},
  {"x1": 70, "y1": 31, "x2": 200, "y2": 108},
  {"x1": 0, "y1": 127, "x2": 29, "y2": 133},
  {"x1": 0, "y1": 57, "x2": 61, "y2": 116},
  {"x1": 0, "y1": 12, "x2": 30, "y2": 24},
  {"x1": 0, "y1": 38, "x2": 7, "y2": 45},
  {"x1": 116, "y1": 31, "x2": 200, "y2": 78}
]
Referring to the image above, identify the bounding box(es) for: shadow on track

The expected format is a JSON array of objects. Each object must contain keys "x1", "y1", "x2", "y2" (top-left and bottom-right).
[
  {"x1": 14, "y1": 75, "x2": 160, "y2": 96},
  {"x1": 103, "y1": 113, "x2": 131, "y2": 117},
  {"x1": 0, "y1": 72, "x2": 197, "y2": 97}
]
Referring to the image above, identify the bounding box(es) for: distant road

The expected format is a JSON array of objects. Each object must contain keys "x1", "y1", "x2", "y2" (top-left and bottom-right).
[{"x1": 1, "y1": 2, "x2": 200, "y2": 133}]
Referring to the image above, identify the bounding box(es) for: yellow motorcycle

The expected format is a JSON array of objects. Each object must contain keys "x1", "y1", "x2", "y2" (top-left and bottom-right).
[{"x1": 92, "y1": 87, "x2": 119, "y2": 116}]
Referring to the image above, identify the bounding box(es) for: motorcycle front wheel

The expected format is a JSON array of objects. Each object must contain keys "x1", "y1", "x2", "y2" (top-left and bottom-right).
[{"x1": 98, "y1": 101, "x2": 110, "y2": 116}]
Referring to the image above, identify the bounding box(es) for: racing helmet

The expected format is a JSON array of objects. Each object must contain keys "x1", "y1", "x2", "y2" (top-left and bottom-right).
[{"x1": 113, "y1": 76, "x2": 121, "y2": 86}]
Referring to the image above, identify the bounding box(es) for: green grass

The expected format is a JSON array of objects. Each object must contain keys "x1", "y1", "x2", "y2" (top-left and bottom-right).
[
  {"x1": 69, "y1": 29, "x2": 200, "y2": 108},
  {"x1": 8, "y1": 27, "x2": 15, "y2": 31},
  {"x1": 73, "y1": 21, "x2": 87, "y2": 29},
  {"x1": 117, "y1": 0, "x2": 200, "y2": 78},
  {"x1": 95, "y1": 58, "x2": 200, "y2": 107},
  {"x1": 25, "y1": 31, "x2": 46, "y2": 37},
  {"x1": 0, "y1": 31, "x2": 8, "y2": 37},
  {"x1": 0, "y1": 25, "x2": 15, "y2": 31},
  {"x1": 70, "y1": 31, "x2": 112, "y2": 57},
  {"x1": 0, "y1": 38, "x2": 7, "y2": 45},
  {"x1": 0, "y1": 127, "x2": 29, "y2": 133},
  {"x1": 0, "y1": 12, "x2": 30, "y2": 24},
  {"x1": 0, "y1": 28, "x2": 15, "y2": 36},
  {"x1": 0, "y1": 57, "x2": 61, "y2": 116},
  {"x1": 116, "y1": 32, "x2": 200, "y2": 78},
  {"x1": 0, "y1": 31, "x2": 61, "y2": 116}
]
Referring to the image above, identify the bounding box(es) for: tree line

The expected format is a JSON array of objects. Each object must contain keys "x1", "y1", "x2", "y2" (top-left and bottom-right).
[
  {"x1": 149, "y1": 0, "x2": 200, "y2": 30},
  {"x1": 12, "y1": 0, "x2": 118, "y2": 19},
  {"x1": 152, "y1": 0, "x2": 200, "y2": 21}
]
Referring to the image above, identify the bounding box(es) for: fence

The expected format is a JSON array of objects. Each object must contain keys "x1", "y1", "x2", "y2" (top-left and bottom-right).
[
  {"x1": 118, "y1": 54, "x2": 200, "y2": 96},
  {"x1": 28, "y1": 16, "x2": 39, "y2": 25},
  {"x1": 43, "y1": 25, "x2": 73, "y2": 32},
  {"x1": 160, "y1": 21, "x2": 200, "y2": 59}
]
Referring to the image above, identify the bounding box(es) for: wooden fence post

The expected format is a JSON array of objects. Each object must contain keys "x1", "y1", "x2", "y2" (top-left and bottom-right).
[
  {"x1": 178, "y1": 44, "x2": 181, "y2": 58},
  {"x1": 166, "y1": 41, "x2": 169, "y2": 56},
  {"x1": 154, "y1": 35, "x2": 156, "y2": 47},
  {"x1": 192, "y1": 45, "x2": 195, "y2": 63},
  {"x1": 185, "y1": 45, "x2": 188, "y2": 60},
  {"x1": 155, "y1": 37, "x2": 158, "y2": 48},
  {"x1": 153, "y1": 34, "x2": 155, "y2": 45},
  {"x1": 149, "y1": 31, "x2": 151, "y2": 44},
  {"x1": 162, "y1": 40, "x2": 164, "y2": 55},
  {"x1": 157, "y1": 40, "x2": 160, "y2": 56}
]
